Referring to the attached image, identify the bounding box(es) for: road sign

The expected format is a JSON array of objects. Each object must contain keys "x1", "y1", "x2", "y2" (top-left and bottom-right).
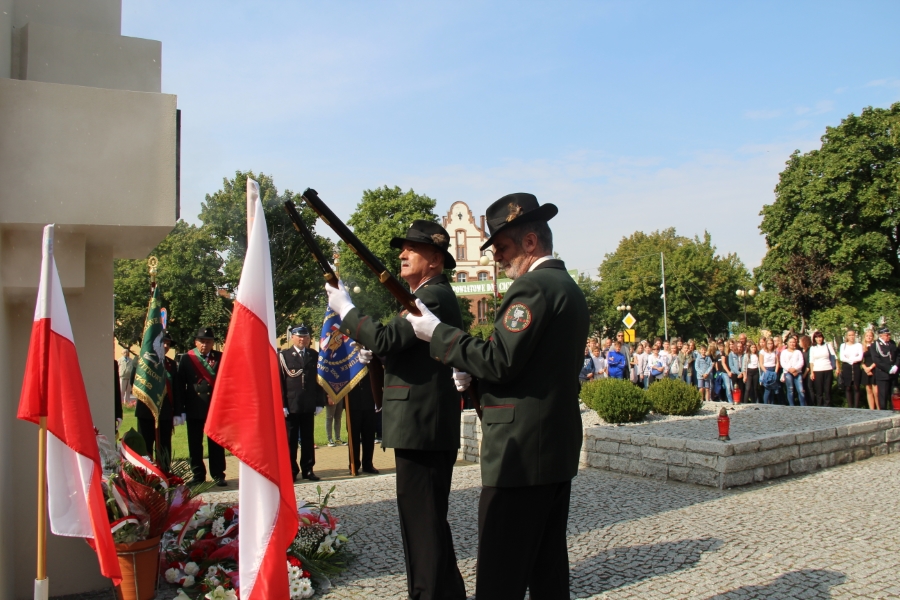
[
  {"x1": 622, "y1": 312, "x2": 637, "y2": 329},
  {"x1": 623, "y1": 328, "x2": 636, "y2": 343}
]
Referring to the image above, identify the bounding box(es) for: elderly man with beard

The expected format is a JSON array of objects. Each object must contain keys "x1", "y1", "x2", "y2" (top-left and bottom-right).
[
  {"x1": 406, "y1": 193, "x2": 589, "y2": 600},
  {"x1": 324, "y1": 220, "x2": 467, "y2": 600}
]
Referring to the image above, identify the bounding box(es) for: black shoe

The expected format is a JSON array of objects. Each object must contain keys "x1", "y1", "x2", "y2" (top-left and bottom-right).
[
  {"x1": 362, "y1": 466, "x2": 380, "y2": 474},
  {"x1": 302, "y1": 472, "x2": 321, "y2": 481},
  {"x1": 215, "y1": 478, "x2": 228, "y2": 487}
]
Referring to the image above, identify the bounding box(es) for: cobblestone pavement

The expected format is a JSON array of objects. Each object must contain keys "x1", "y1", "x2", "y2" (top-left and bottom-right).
[{"x1": 72, "y1": 451, "x2": 900, "y2": 599}]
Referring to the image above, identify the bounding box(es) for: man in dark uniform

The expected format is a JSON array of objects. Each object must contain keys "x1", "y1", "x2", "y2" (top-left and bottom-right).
[
  {"x1": 325, "y1": 220, "x2": 466, "y2": 600},
  {"x1": 135, "y1": 331, "x2": 178, "y2": 460},
  {"x1": 407, "y1": 194, "x2": 589, "y2": 600},
  {"x1": 870, "y1": 326, "x2": 899, "y2": 410},
  {"x1": 279, "y1": 324, "x2": 325, "y2": 481},
  {"x1": 174, "y1": 327, "x2": 226, "y2": 486},
  {"x1": 347, "y1": 347, "x2": 378, "y2": 475}
]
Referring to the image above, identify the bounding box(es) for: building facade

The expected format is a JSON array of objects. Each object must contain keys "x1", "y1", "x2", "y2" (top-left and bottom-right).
[{"x1": 441, "y1": 201, "x2": 497, "y2": 323}]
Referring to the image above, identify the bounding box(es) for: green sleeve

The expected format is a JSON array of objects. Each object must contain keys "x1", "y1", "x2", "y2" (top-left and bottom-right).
[
  {"x1": 430, "y1": 276, "x2": 548, "y2": 383},
  {"x1": 339, "y1": 286, "x2": 445, "y2": 356}
]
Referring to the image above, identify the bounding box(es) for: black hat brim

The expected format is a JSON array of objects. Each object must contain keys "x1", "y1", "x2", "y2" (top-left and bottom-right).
[
  {"x1": 389, "y1": 236, "x2": 456, "y2": 270},
  {"x1": 480, "y1": 203, "x2": 558, "y2": 251}
]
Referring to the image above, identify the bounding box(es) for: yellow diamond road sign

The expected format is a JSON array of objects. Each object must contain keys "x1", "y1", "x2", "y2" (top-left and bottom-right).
[{"x1": 622, "y1": 312, "x2": 637, "y2": 329}]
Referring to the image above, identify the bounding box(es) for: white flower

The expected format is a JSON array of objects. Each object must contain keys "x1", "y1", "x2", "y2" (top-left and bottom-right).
[
  {"x1": 211, "y1": 516, "x2": 226, "y2": 537},
  {"x1": 290, "y1": 581, "x2": 303, "y2": 600},
  {"x1": 205, "y1": 586, "x2": 228, "y2": 600},
  {"x1": 181, "y1": 575, "x2": 195, "y2": 587},
  {"x1": 165, "y1": 568, "x2": 182, "y2": 583},
  {"x1": 298, "y1": 578, "x2": 314, "y2": 599},
  {"x1": 208, "y1": 576, "x2": 220, "y2": 587},
  {"x1": 207, "y1": 566, "x2": 219, "y2": 578},
  {"x1": 224, "y1": 590, "x2": 238, "y2": 600},
  {"x1": 184, "y1": 562, "x2": 200, "y2": 576}
]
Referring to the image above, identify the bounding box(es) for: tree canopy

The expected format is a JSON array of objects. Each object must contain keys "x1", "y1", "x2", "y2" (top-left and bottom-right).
[
  {"x1": 588, "y1": 228, "x2": 750, "y2": 341},
  {"x1": 756, "y1": 102, "x2": 900, "y2": 335}
]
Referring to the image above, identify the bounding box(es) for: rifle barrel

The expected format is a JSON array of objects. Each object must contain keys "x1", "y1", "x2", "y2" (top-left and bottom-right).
[{"x1": 283, "y1": 201, "x2": 338, "y2": 288}]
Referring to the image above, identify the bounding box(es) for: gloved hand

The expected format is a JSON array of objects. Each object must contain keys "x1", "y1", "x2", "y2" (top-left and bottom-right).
[
  {"x1": 325, "y1": 280, "x2": 355, "y2": 320},
  {"x1": 891, "y1": 365, "x2": 898, "y2": 375},
  {"x1": 283, "y1": 407, "x2": 289, "y2": 417},
  {"x1": 315, "y1": 406, "x2": 324, "y2": 416},
  {"x1": 355, "y1": 343, "x2": 374, "y2": 365},
  {"x1": 174, "y1": 413, "x2": 187, "y2": 427},
  {"x1": 452, "y1": 368, "x2": 472, "y2": 392},
  {"x1": 405, "y1": 299, "x2": 441, "y2": 342},
  {"x1": 115, "y1": 417, "x2": 122, "y2": 430}
]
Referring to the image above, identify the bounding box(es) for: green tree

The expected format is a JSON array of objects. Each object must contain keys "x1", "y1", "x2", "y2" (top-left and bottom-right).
[
  {"x1": 114, "y1": 221, "x2": 225, "y2": 350},
  {"x1": 338, "y1": 186, "x2": 442, "y2": 321},
  {"x1": 591, "y1": 229, "x2": 750, "y2": 341},
  {"x1": 757, "y1": 103, "x2": 900, "y2": 332},
  {"x1": 199, "y1": 171, "x2": 331, "y2": 341}
]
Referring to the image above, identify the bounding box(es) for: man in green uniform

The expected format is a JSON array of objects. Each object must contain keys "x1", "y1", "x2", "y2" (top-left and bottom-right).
[
  {"x1": 407, "y1": 193, "x2": 589, "y2": 599},
  {"x1": 325, "y1": 220, "x2": 467, "y2": 600}
]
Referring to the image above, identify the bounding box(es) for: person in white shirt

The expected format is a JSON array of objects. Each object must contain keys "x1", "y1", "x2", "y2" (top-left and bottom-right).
[
  {"x1": 743, "y1": 342, "x2": 760, "y2": 403},
  {"x1": 759, "y1": 338, "x2": 781, "y2": 405},
  {"x1": 808, "y1": 331, "x2": 837, "y2": 407},
  {"x1": 780, "y1": 336, "x2": 807, "y2": 406},
  {"x1": 839, "y1": 329, "x2": 864, "y2": 408}
]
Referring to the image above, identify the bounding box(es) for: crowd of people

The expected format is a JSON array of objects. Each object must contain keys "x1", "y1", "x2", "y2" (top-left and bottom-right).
[{"x1": 581, "y1": 327, "x2": 900, "y2": 410}]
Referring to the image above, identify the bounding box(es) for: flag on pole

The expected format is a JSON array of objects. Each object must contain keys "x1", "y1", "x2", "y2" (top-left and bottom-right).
[
  {"x1": 17, "y1": 225, "x2": 122, "y2": 586},
  {"x1": 317, "y1": 308, "x2": 368, "y2": 402},
  {"x1": 132, "y1": 284, "x2": 166, "y2": 420},
  {"x1": 205, "y1": 181, "x2": 298, "y2": 600}
]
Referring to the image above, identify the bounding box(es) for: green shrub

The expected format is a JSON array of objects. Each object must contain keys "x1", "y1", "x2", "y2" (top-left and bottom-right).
[
  {"x1": 645, "y1": 378, "x2": 702, "y2": 416},
  {"x1": 581, "y1": 378, "x2": 651, "y2": 424}
]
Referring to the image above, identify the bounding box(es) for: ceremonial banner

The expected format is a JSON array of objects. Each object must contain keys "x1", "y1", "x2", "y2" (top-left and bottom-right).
[
  {"x1": 205, "y1": 184, "x2": 298, "y2": 600},
  {"x1": 317, "y1": 308, "x2": 368, "y2": 402},
  {"x1": 133, "y1": 284, "x2": 166, "y2": 420},
  {"x1": 18, "y1": 225, "x2": 122, "y2": 586}
]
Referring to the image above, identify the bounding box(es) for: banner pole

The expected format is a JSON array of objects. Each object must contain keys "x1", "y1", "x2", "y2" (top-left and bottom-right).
[{"x1": 34, "y1": 416, "x2": 48, "y2": 599}]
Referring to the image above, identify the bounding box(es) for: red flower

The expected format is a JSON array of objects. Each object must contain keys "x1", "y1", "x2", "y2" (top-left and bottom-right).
[
  {"x1": 302, "y1": 570, "x2": 311, "y2": 579},
  {"x1": 224, "y1": 507, "x2": 235, "y2": 521},
  {"x1": 287, "y1": 556, "x2": 302, "y2": 568}
]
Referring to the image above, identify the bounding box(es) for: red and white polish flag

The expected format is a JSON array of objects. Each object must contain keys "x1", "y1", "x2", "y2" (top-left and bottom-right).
[
  {"x1": 17, "y1": 225, "x2": 122, "y2": 585},
  {"x1": 205, "y1": 181, "x2": 298, "y2": 599}
]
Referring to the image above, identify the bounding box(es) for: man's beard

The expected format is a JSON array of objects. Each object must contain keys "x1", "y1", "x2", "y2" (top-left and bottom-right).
[{"x1": 504, "y1": 254, "x2": 529, "y2": 279}]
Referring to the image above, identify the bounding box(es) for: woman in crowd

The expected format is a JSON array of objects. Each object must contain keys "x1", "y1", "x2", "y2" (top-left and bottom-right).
[
  {"x1": 799, "y1": 335, "x2": 813, "y2": 405},
  {"x1": 860, "y1": 329, "x2": 877, "y2": 409},
  {"x1": 715, "y1": 342, "x2": 734, "y2": 402},
  {"x1": 669, "y1": 345, "x2": 685, "y2": 380},
  {"x1": 839, "y1": 329, "x2": 864, "y2": 408},
  {"x1": 695, "y1": 344, "x2": 714, "y2": 401},
  {"x1": 631, "y1": 342, "x2": 647, "y2": 387},
  {"x1": 682, "y1": 341, "x2": 696, "y2": 385},
  {"x1": 743, "y1": 341, "x2": 760, "y2": 403},
  {"x1": 760, "y1": 337, "x2": 781, "y2": 405},
  {"x1": 728, "y1": 341, "x2": 743, "y2": 401},
  {"x1": 808, "y1": 331, "x2": 836, "y2": 407},
  {"x1": 781, "y1": 336, "x2": 807, "y2": 406},
  {"x1": 645, "y1": 345, "x2": 666, "y2": 388}
]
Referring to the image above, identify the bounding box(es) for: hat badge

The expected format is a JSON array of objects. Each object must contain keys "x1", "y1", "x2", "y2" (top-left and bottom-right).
[
  {"x1": 431, "y1": 233, "x2": 448, "y2": 247},
  {"x1": 506, "y1": 203, "x2": 523, "y2": 222}
]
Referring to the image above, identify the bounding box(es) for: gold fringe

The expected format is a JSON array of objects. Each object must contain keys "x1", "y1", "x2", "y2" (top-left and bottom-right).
[
  {"x1": 318, "y1": 365, "x2": 369, "y2": 404},
  {"x1": 132, "y1": 387, "x2": 160, "y2": 422}
]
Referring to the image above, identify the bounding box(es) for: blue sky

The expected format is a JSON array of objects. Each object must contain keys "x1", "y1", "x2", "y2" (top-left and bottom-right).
[{"x1": 123, "y1": 1, "x2": 900, "y2": 276}]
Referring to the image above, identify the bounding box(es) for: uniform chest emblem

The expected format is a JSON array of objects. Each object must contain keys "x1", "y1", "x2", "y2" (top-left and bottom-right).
[{"x1": 503, "y1": 303, "x2": 533, "y2": 333}]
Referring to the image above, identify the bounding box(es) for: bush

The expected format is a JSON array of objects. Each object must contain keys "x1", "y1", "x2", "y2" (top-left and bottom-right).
[
  {"x1": 581, "y1": 378, "x2": 651, "y2": 424},
  {"x1": 645, "y1": 378, "x2": 702, "y2": 416}
]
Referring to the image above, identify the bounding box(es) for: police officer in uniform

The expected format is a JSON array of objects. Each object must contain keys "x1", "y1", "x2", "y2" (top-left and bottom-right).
[
  {"x1": 407, "y1": 194, "x2": 589, "y2": 599},
  {"x1": 870, "y1": 326, "x2": 899, "y2": 410},
  {"x1": 325, "y1": 220, "x2": 467, "y2": 600},
  {"x1": 279, "y1": 325, "x2": 325, "y2": 481},
  {"x1": 175, "y1": 327, "x2": 226, "y2": 486},
  {"x1": 135, "y1": 330, "x2": 178, "y2": 460}
]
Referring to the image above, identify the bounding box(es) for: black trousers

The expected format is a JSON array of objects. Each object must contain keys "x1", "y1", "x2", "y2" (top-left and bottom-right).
[
  {"x1": 186, "y1": 418, "x2": 225, "y2": 481},
  {"x1": 286, "y1": 412, "x2": 316, "y2": 477},
  {"x1": 811, "y1": 370, "x2": 833, "y2": 407},
  {"x1": 477, "y1": 480, "x2": 571, "y2": 599},
  {"x1": 744, "y1": 368, "x2": 759, "y2": 403},
  {"x1": 394, "y1": 448, "x2": 465, "y2": 600},
  {"x1": 348, "y1": 408, "x2": 375, "y2": 472},
  {"x1": 137, "y1": 417, "x2": 173, "y2": 461},
  {"x1": 876, "y1": 377, "x2": 896, "y2": 410}
]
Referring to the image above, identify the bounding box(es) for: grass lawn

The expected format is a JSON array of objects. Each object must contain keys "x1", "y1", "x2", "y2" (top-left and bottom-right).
[{"x1": 119, "y1": 403, "x2": 351, "y2": 458}]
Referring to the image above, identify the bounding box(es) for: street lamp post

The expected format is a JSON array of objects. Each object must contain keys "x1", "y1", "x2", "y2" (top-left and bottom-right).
[
  {"x1": 735, "y1": 288, "x2": 757, "y2": 326},
  {"x1": 479, "y1": 251, "x2": 499, "y2": 318}
]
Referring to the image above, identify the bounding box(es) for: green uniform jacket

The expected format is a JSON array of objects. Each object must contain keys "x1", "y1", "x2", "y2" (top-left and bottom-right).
[
  {"x1": 430, "y1": 260, "x2": 588, "y2": 487},
  {"x1": 339, "y1": 274, "x2": 463, "y2": 451}
]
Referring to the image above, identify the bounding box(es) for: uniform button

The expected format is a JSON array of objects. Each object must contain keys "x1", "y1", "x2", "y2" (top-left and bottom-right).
[{"x1": 435, "y1": 356, "x2": 440, "y2": 360}]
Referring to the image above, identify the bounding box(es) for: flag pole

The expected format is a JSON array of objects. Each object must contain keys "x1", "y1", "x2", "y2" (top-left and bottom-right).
[
  {"x1": 333, "y1": 254, "x2": 357, "y2": 476},
  {"x1": 149, "y1": 257, "x2": 164, "y2": 467},
  {"x1": 35, "y1": 224, "x2": 54, "y2": 600}
]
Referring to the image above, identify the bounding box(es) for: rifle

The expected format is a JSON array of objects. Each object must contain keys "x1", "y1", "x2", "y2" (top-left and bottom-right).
[
  {"x1": 300, "y1": 188, "x2": 420, "y2": 316},
  {"x1": 297, "y1": 189, "x2": 481, "y2": 416}
]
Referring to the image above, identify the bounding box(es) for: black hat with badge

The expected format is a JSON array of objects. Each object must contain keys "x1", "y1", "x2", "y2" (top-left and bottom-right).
[
  {"x1": 162, "y1": 330, "x2": 175, "y2": 343},
  {"x1": 480, "y1": 193, "x2": 558, "y2": 251},
  {"x1": 194, "y1": 327, "x2": 215, "y2": 340},
  {"x1": 390, "y1": 220, "x2": 456, "y2": 269},
  {"x1": 290, "y1": 324, "x2": 310, "y2": 336},
  {"x1": 878, "y1": 326, "x2": 891, "y2": 335}
]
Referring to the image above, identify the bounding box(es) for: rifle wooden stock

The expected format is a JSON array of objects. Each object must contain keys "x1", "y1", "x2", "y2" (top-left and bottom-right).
[
  {"x1": 300, "y1": 188, "x2": 420, "y2": 316},
  {"x1": 283, "y1": 201, "x2": 339, "y2": 288}
]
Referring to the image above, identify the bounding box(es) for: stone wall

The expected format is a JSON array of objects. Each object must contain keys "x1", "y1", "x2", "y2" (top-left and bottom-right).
[{"x1": 459, "y1": 410, "x2": 482, "y2": 463}]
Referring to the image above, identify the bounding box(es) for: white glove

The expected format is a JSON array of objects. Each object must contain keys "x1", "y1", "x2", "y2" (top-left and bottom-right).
[
  {"x1": 115, "y1": 417, "x2": 122, "y2": 429},
  {"x1": 315, "y1": 406, "x2": 324, "y2": 416},
  {"x1": 891, "y1": 366, "x2": 898, "y2": 375},
  {"x1": 283, "y1": 407, "x2": 289, "y2": 417},
  {"x1": 405, "y1": 299, "x2": 441, "y2": 342},
  {"x1": 325, "y1": 280, "x2": 355, "y2": 320},
  {"x1": 174, "y1": 413, "x2": 187, "y2": 427},
  {"x1": 355, "y1": 343, "x2": 373, "y2": 365},
  {"x1": 452, "y1": 368, "x2": 472, "y2": 392}
]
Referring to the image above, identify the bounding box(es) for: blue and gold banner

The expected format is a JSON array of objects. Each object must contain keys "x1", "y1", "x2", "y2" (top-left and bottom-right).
[{"x1": 317, "y1": 308, "x2": 368, "y2": 402}]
